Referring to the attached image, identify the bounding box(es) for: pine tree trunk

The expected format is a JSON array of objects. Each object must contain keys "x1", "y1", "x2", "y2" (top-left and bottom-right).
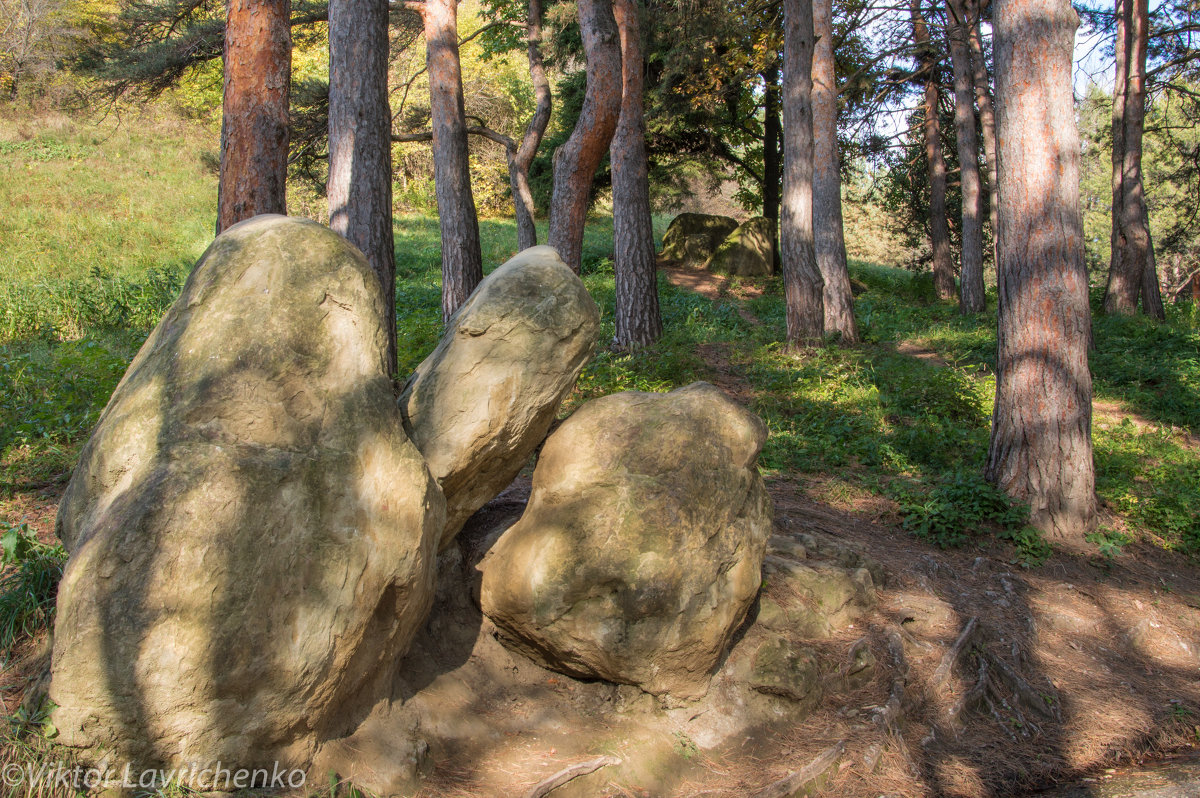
[
  {"x1": 812, "y1": 0, "x2": 858, "y2": 342},
  {"x1": 762, "y1": 61, "x2": 782, "y2": 233},
  {"x1": 510, "y1": 0, "x2": 551, "y2": 251},
  {"x1": 610, "y1": 0, "x2": 662, "y2": 350},
  {"x1": 426, "y1": 0, "x2": 484, "y2": 319},
  {"x1": 948, "y1": 0, "x2": 985, "y2": 313},
  {"x1": 967, "y1": 0, "x2": 1000, "y2": 263},
  {"x1": 328, "y1": 0, "x2": 396, "y2": 374},
  {"x1": 986, "y1": 0, "x2": 1096, "y2": 541},
  {"x1": 548, "y1": 0, "x2": 622, "y2": 273},
  {"x1": 1104, "y1": 0, "x2": 1164, "y2": 320},
  {"x1": 218, "y1": 0, "x2": 290, "y2": 233},
  {"x1": 912, "y1": 0, "x2": 956, "y2": 300},
  {"x1": 781, "y1": 0, "x2": 825, "y2": 346}
]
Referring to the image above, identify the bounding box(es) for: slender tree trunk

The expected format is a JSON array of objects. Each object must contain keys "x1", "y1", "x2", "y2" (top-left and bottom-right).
[
  {"x1": 425, "y1": 0, "x2": 484, "y2": 319},
  {"x1": 948, "y1": 0, "x2": 985, "y2": 312},
  {"x1": 812, "y1": 0, "x2": 858, "y2": 342},
  {"x1": 762, "y1": 61, "x2": 782, "y2": 232},
  {"x1": 986, "y1": 0, "x2": 1096, "y2": 541},
  {"x1": 328, "y1": 0, "x2": 396, "y2": 374},
  {"x1": 218, "y1": 0, "x2": 290, "y2": 233},
  {"x1": 1139, "y1": 201, "x2": 1165, "y2": 318},
  {"x1": 781, "y1": 0, "x2": 825, "y2": 346},
  {"x1": 967, "y1": 0, "x2": 1000, "y2": 263},
  {"x1": 1104, "y1": 0, "x2": 1164, "y2": 320},
  {"x1": 912, "y1": 0, "x2": 956, "y2": 300},
  {"x1": 510, "y1": 0, "x2": 552, "y2": 251},
  {"x1": 548, "y1": 0, "x2": 623, "y2": 273},
  {"x1": 610, "y1": 0, "x2": 661, "y2": 350}
]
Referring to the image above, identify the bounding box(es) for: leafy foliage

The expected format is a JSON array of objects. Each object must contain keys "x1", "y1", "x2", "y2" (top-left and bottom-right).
[{"x1": 0, "y1": 523, "x2": 66, "y2": 649}]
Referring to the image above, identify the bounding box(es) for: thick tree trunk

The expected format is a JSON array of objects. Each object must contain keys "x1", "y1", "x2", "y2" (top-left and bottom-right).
[
  {"x1": 548, "y1": 0, "x2": 623, "y2": 273},
  {"x1": 812, "y1": 0, "x2": 858, "y2": 342},
  {"x1": 328, "y1": 0, "x2": 396, "y2": 374},
  {"x1": 781, "y1": 0, "x2": 825, "y2": 346},
  {"x1": 1104, "y1": 0, "x2": 1164, "y2": 320},
  {"x1": 948, "y1": 0, "x2": 985, "y2": 313},
  {"x1": 218, "y1": 0, "x2": 290, "y2": 233},
  {"x1": 510, "y1": 0, "x2": 552, "y2": 251},
  {"x1": 912, "y1": 0, "x2": 956, "y2": 301},
  {"x1": 762, "y1": 61, "x2": 782, "y2": 232},
  {"x1": 967, "y1": 0, "x2": 1000, "y2": 262},
  {"x1": 986, "y1": 0, "x2": 1096, "y2": 541},
  {"x1": 425, "y1": 0, "x2": 484, "y2": 319},
  {"x1": 610, "y1": 0, "x2": 662, "y2": 350}
]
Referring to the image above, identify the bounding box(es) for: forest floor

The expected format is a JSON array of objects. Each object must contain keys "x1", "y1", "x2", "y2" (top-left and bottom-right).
[
  {"x1": 2, "y1": 108, "x2": 1198, "y2": 795},
  {"x1": 7, "y1": 264, "x2": 1198, "y2": 798}
]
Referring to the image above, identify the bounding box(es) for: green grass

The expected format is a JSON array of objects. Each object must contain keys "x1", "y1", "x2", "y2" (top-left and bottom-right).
[
  {"x1": 1, "y1": 107, "x2": 1198, "y2": 566},
  {"x1": 0, "y1": 523, "x2": 66, "y2": 650}
]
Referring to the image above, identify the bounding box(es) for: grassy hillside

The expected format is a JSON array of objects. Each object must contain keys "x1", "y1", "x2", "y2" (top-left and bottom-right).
[{"x1": 1, "y1": 109, "x2": 1198, "y2": 561}]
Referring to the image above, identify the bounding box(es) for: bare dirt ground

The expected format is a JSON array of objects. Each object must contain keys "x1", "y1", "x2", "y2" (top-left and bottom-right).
[{"x1": 2, "y1": 266, "x2": 1198, "y2": 797}]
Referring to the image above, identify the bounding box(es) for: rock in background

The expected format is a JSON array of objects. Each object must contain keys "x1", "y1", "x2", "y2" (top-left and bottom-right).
[
  {"x1": 50, "y1": 215, "x2": 445, "y2": 772},
  {"x1": 479, "y1": 382, "x2": 772, "y2": 700},
  {"x1": 399, "y1": 245, "x2": 600, "y2": 548},
  {"x1": 659, "y1": 213, "x2": 739, "y2": 265},
  {"x1": 704, "y1": 216, "x2": 776, "y2": 277}
]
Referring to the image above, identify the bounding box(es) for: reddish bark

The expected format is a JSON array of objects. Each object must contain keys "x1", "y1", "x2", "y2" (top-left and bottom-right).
[
  {"x1": 548, "y1": 0, "x2": 623, "y2": 274},
  {"x1": 781, "y1": 0, "x2": 825, "y2": 346},
  {"x1": 986, "y1": 0, "x2": 1096, "y2": 540},
  {"x1": 610, "y1": 0, "x2": 661, "y2": 350},
  {"x1": 217, "y1": 0, "x2": 291, "y2": 233},
  {"x1": 911, "y1": 0, "x2": 956, "y2": 301}
]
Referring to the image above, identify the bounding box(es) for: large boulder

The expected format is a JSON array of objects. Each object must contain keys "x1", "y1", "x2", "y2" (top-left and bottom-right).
[
  {"x1": 659, "y1": 213, "x2": 739, "y2": 264},
  {"x1": 704, "y1": 216, "x2": 775, "y2": 276},
  {"x1": 479, "y1": 382, "x2": 773, "y2": 700},
  {"x1": 50, "y1": 215, "x2": 445, "y2": 773},
  {"x1": 400, "y1": 245, "x2": 600, "y2": 548}
]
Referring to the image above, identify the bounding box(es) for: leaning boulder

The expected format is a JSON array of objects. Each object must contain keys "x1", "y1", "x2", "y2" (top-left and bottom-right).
[
  {"x1": 400, "y1": 245, "x2": 600, "y2": 548},
  {"x1": 50, "y1": 215, "x2": 445, "y2": 773},
  {"x1": 704, "y1": 216, "x2": 775, "y2": 276},
  {"x1": 659, "y1": 213, "x2": 739, "y2": 264},
  {"x1": 479, "y1": 382, "x2": 772, "y2": 700}
]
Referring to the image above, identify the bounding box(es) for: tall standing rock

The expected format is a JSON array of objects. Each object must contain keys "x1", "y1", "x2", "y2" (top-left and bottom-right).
[
  {"x1": 51, "y1": 215, "x2": 445, "y2": 772},
  {"x1": 480, "y1": 382, "x2": 773, "y2": 700},
  {"x1": 400, "y1": 245, "x2": 600, "y2": 548}
]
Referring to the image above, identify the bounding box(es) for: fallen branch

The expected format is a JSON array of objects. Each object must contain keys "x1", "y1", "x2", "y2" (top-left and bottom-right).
[
  {"x1": 751, "y1": 741, "x2": 846, "y2": 798},
  {"x1": 523, "y1": 755, "x2": 620, "y2": 798}
]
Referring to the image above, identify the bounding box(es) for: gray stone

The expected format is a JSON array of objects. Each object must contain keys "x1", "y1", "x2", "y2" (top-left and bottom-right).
[
  {"x1": 659, "y1": 213, "x2": 739, "y2": 264},
  {"x1": 703, "y1": 216, "x2": 775, "y2": 277},
  {"x1": 479, "y1": 382, "x2": 773, "y2": 700},
  {"x1": 400, "y1": 245, "x2": 599, "y2": 548},
  {"x1": 749, "y1": 638, "x2": 823, "y2": 707},
  {"x1": 50, "y1": 215, "x2": 445, "y2": 772}
]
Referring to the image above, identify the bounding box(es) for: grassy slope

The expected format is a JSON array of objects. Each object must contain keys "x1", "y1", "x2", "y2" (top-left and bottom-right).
[{"x1": 1, "y1": 110, "x2": 1198, "y2": 559}]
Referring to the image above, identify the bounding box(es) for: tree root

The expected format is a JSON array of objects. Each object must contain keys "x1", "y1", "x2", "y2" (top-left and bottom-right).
[
  {"x1": 523, "y1": 755, "x2": 621, "y2": 798},
  {"x1": 931, "y1": 617, "x2": 1061, "y2": 741},
  {"x1": 751, "y1": 741, "x2": 846, "y2": 798}
]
